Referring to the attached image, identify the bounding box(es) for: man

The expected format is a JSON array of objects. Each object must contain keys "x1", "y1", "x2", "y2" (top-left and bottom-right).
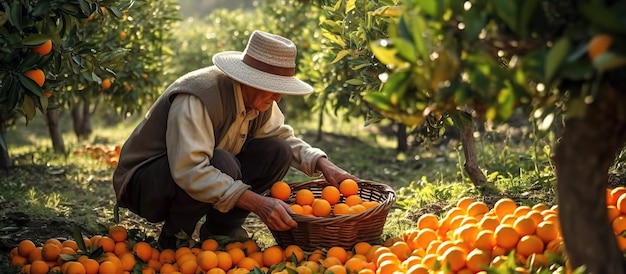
[{"x1": 112, "y1": 30, "x2": 357, "y2": 249}]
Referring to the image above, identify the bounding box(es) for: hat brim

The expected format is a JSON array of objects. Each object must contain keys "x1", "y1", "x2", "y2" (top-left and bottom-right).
[{"x1": 213, "y1": 51, "x2": 314, "y2": 95}]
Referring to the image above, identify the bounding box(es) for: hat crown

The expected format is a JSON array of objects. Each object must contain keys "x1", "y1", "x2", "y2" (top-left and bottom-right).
[{"x1": 244, "y1": 30, "x2": 296, "y2": 69}]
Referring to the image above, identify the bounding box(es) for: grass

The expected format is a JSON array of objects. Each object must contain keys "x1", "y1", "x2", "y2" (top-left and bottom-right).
[{"x1": 0, "y1": 109, "x2": 560, "y2": 272}]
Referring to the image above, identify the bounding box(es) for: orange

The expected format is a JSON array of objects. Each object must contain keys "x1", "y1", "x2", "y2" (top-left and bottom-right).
[
  {"x1": 215, "y1": 251, "x2": 233, "y2": 271},
  {"x1": 516, "y1": 235, "x2": 544, "y2": 257},
  {"x1": 42, "y1": 242, "x2": 61, "y2": 261},
  {"x1": 333, "y1": 203, "x2": 351, "y2": 215},
  {"x1": 339, "y1": 179, "x2": 359, "y2": 197},
  {"x1": 425, "y1": 240, "x2": 443, "y2": 255},
  {"x1": 325, "y1": 264, "x2": 348, "y2": 274},
  {"x1": 607, "y1": 206, "x2": 620, "y2": 222},
  {"x1": 207, "y1": 268, "x2": 227, "y2": 274},
  {"x1": 536, "y1": 221, "x2": 559, "y2": 243},
  {"x1": 10, "y1": 254, "x2": 27, "y2": 267},
  {"x1": 101, "y1": 78, "x2": 112, "y2": 90},
  {"x1": 242, "y1": 239, "x2": 260, "y2": 254},
  {"x1": 120, "y1": 253, "x2": 136, "y2": 271},
  {"x1": 345, "y1": 195, "x2": 363, "y2": 207},
  {"x1": 227, "y1": 247, "x2": 246, "y2": 265},
  {"x1": 312, "y1": 199, "x2": 332, "y2": 217},
  {"x1": 62, "y1": 240, "x2": 79, "y2": 251},
  {"x1": 159, "y1": 249, "x2": 176, "y2": 264},
  {"x1": 97, "y1": 237, "x2": 115, "y2": 253},
  {"x1": 588, "y1": 34, "x2": 613, "y2": 60},
  {"x1": 513, "y1": 216, "x2": 536, "y2": 237},
  {"x1": 361, "y1": 201, "x2": 379, "y2": 210},
  {"x1": 321, "y1": 186, "x2": 341, "y2": 205},
  {"x1": 525, "y1": 210, "x2": 544, "y2": 226},
  {"x1": 302, "y1": 205, "x2": 313, "y2": 216},
  {"x1": 420, "y1": 253, "x2": 438, "y2": 269},
  {"x1": 414, "y1": 228, "x2": 438, "y2": 250},
  {"x1": 270, "y1": 181, "x2": 291, "y2": 201},
  {"x1": 175, "y1": 247, "x2": 192, "y2": 261},
  {"x1": 261, "y1": 245, "x2": 284, "y2": 267},
  {"x1": 406, "y1": 263, "x2": 429, "y2": 274},
  {"x1": 353, "y1": 242, "x2": 372, "y2": 256},
  {"x1": 290, "y1": 204, "x2": 304, "y2": 215},
  {"x1": 296, "y1": 189, "x2": 315, "y2": 206},
  {"x1": 81, "y1": 258, "x2": 99, "y2": 274},
  {"x1": 388, "y1": 241, "x2": 411, "y2": 261},
  {"x1": 65, "y1": 261, "x2": 87, "y2": 274},
  {"x1": 178, "y1": 258, "x2": 198, "y2": 274},
  {"x1": 28, "y1": 247, "x2": 43, "y2": 262},
  {"x1": 344, "y1": 257, "x2": 365, "y2": 272},
  {"x1": 326, "y1": 246, "x2": 349, "y2": 264},
  {"x1": 307, "y1": 249, "x2": 324, "y2": 263},
  {"x1": 348, "y1": 204, "x2": 367, "y2": 214},
  {"x1": 32, "y1": 39, "x2": 53, "y2": 56},
  {"x1": 109, "y1": 225, "x2": 128, "y2": 242},
  {"x1": 17, "y1": 239, "x2": 36, "y2": 257},
  {"x1": 456, "y1": 197, "x2": 476, "y2": 212},
  {"x1": 466, "y1": 201, "x2": 489, "y2": 217},
  {"x1": 374, "y1": 259, "x2": 398, "y2": 274},
  {"x1": 25, "y1": 68, "x2": 45, "y2": 87},
  {"x1": 440, "y1": 246, "x2": 467, "y2": 272},
  {"x1": 531, "y1": 203, "x2": 550, "y2": 212},
  {"x1": 416, "y1": 213, "x2": 439, "y2": 230},
  {"x1": 513, "y1": 205, "x2": 531, "y2": 217},
  {"x1": 493, "y1": 198, "x2": 517, "y2": 220},
  {"x1": 197, "y1": 250, "x2": 219, "y2": 271},
  {"x1": 478, "y1": 215, "x2": 499, "y2": 231},
  {"x1": 284, "y1": 245, "x2": 304, "y2": 262},
  {"x1": 133, "y1": 242, "x2": 153, "y2": 263},
  {"x1": 455, "y1": 224, "x2": 479, "y2": 246},
  {"x1": 237, "y1": 257, "x2": 259, "y2": 270},
  {"x1": 160, "y1": 263, "x2": 179, "y2": 273},
  {"x1": 473, "y1": 230, "x2": 495, "y2": 252},
  {"x1": 113, "y1": 241, "x2": 129, "y2": 257},
  {"x1": 494, "y1": 224, "x2": 520, "y2": 250},
  {"x1": 609, "y1": 187, "x2": 626, "y2": 206},
  {"x1": 617, "y1": 194, "x2": 626, "y2": 214},
  {"x1": 201, "y1": 239, "x2": 219, "y2": 251},
  {"x1": 465, "y1": 248, "x2": 490, "y2": 272},
  {"x1": 30, "y1": 260, "x2": 50, "y2": 274}
]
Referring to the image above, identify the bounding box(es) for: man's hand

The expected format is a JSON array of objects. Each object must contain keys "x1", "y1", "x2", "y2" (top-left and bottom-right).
[
  {"x1": 236, "y1": 190, "x2": 297, "y2": 231},
  {"x1": 316, "y1": 157, "x2": 359, "y2": 187}
]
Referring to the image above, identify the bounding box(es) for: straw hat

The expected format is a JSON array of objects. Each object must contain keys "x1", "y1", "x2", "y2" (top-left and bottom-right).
[{"x1": 212, "y1": 30, "x2": 314, "y2": 95}]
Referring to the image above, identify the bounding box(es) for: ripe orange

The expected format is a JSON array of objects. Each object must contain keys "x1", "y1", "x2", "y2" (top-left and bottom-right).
[
  {"x1": 133, "y1": 242, "x2": 153, "y2": 263},
  {"x1": 284, "y1": 245, "x2": 305, "y2": 262},
  {"x1": 440, "y1": 246, "x2": 467, "y2": 272},
  {"x1": 388, "y1": 241, "x2": 411, "y2": 261},
  {"x1": 494, "y1": 224, "x2": 520, "y2": 250},
  {"x1": 414, "y1": 228, "x2": 438, "y2": 250},
  {"x1": 25, "y1": 69, "x2": 45, "y2": 87},
  {"x1": 344, "y1": 257, "x2": 365, "y2": 272},
  {"x1": 197, "y1": 250, "x2": 219, "y2": 271},
  {"x1": 417, "y1": 213, "x2": 439, "y2": 230},
  {"x1": 353, "y1": 242, "x2": 372, "y2": 256},
  {"x1": 32, "y1": 39, "x2": 53, "y2": 56},
  {"x1": 465, "y1": 248, "x2": 490, "y2": 272},
  {"x1": 30, "y1": 260, "x2": 50, "y2": 274},
  {"x1": 473, "y1": 230, "x2": 495, "y2": 252},
  {"x1": 478, "y1": 215, "x2": 499, "y2": 231},
  {"x1": 348, "y1": 204, "x2": 367, "y2": 214},
  {"x1": 344, "y1": 195, "x2": 363, "y2": 207},
  {"x1": 159, "y1": 248, "x2": 176, "y2": 264},
  {"x1": 227, "y1": 247, "x2": 246, "y2": 265},
  {"x1": 290, "y1": 204, "x2": 304, "y2": 214},
  {"x1": 333, "y1": 203, "x2": 350, "y2": 215},
  {"x1": 62, "y1": 240, "x2": 79, "y2": 251},
  {"x1": 588, "y1": 34, "x2": 613, "y2": 60},
  {"x1": 201, "y1": 239, "x2": 219, "y2": 251},
  {"x1": 262, "y1": 245, "x2": 284, "y2": 267},
  {"x1": 64, "y1": 261, "x2": 87, "y2": 274},
  {"x1": 215, "y1": 251, "x2": 233, "y2": 271},
  {"x1": 179, "y1": 257, "x2": 199, "y2": 274},
  {"x1": 493, "y1": 198, "x2": 517, "y2": 220},
  {"x1": 466, "y1": 201, "x2": 489, "y2": 217},
  {"x1": 325, "y1": 264, "x2": 348, "y2": 274},
  {"x1": 607, "y1": 205, "x2": 621, "y2": 222},
  {"x1": 321, "y1": 186, "x2": 341, "y2": 205},
  {"x1": 81, "y1": 258, "x2": 99, "y2": 274},
  {"x1": 237, "y1": 257, "x2": 259, "y2": 270},
  {"x1": 339, "y1": 179, "x2": 359, "y2": 197},
  {"x1": 513, "y1": 216, "x2": 536, "y2": 237},
  {"x1": 101, "y1": 78, "x2": 112, "y2": 90},
  {"x1": 326, "y1": 246, "x2": 348, "y2": 264},
  {"x1": 109, "y1": 225, "x2": 128, "y2": 242},
  {"x1": 609, "y1": 187, "x2": 626, "y2": 206},
  {"x1": 536, "y1": 221, "x2": 559, "y2": 243},
  {"x1": 120, "y1": 252, "x2": 136, "y2": 271},
  {"x1": 270, "y1": 181, "x2": 291, "y2": 201},
  {"x1": 456, "y1": 197, "x2": 476, "y2": 212},
  {"x1": 42, "y1": 242, "x2": 61, "y2": 261},
  {"x1": 242, "y1": 239, "x2": 260, "y2": 254},
  {"x1": 312, "y1": 199, "x2": 331, "y2": 217},
  {"x1": 295, "y1": 189, "x2": 315, "y2": 206},
  {"x1": 516, "y1": 235, "x2": 544, "y2": 257},
  {"x1": 96, "y1": 236, "x2": 115, "y2": 253},
  {"x1": 17, "y1": 239, "x2": 36, "y2": 257}
]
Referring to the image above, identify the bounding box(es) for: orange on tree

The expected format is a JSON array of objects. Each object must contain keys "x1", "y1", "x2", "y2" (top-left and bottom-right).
[
  {"x1": 588, "y1": 34, "x2": 613, "y2": 60},
  {"x1": 101, "y1": 78, "x2": 112, "y2": 90},
  {"x1": 25, "y1": 68, "x2": 45, "y2": 87},
  {"x1": 270, "y1": 181, "x2": 291, "y2": 201},
  {"x1": 32, "y1": 39, "x2": 53, "y2": 56}
]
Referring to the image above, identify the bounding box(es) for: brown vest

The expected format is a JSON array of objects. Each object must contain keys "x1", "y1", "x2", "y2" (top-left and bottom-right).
[{"x1": 112, "y1": 66, "x2": 272, "y2": 203}]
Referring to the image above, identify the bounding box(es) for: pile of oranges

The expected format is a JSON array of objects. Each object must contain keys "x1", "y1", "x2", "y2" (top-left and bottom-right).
[
  {"x1": 270, "y1": 179, "x2": 380, "y2": 217},
  {"x1": 13, "y1": 186, "x2": 626, "y2": 273},
  {"x1": 73, "y1": 144, "x2": 121, "y2": 169}
]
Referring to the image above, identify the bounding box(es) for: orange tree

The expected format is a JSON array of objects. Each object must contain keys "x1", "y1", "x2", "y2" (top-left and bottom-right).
[{"x1": 342, "y1": 0, "x2": 625, "y2": 272}]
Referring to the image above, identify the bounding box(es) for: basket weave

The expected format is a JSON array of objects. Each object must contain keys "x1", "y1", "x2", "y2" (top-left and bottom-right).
[{"x1": 264, "y1": 179, "x2": 396, "y2": 252}]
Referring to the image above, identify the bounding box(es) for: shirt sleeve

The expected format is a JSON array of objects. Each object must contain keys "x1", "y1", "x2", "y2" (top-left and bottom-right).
[
  {"x1": 166, "y1": 94, "x2": 250, "y2": 213},
  {"x1": 254, "y1": 102, "x2": 327, "y2": 177}
]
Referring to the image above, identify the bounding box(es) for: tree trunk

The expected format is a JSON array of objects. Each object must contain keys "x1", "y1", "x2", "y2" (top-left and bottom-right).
[
  {"x1": 71, "y1": 99, "x2": 94, "y2": 140},
  {"x1": 46, "y1": 109, "x2": 65, "y2": 153},
  {"x1": 0, "y1": 116, "x2": 12, "y2": 170},
  {"x1": 396, "y1": 123, "x2": 408, "y2": 152},
  {"x1": 461, "y1": 123, "x2": 487, "y2": 186},
  {"x1": 554, "y1": 84, "x2": 626, "y2": 273}
]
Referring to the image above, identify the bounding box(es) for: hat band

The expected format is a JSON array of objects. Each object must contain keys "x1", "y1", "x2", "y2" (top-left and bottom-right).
[{"x1": 243, "y1": 54, "x2": 295, "y2": 77}]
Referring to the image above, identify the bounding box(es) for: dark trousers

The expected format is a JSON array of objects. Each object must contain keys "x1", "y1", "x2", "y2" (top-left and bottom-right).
[{"x1": 122, "y1": 137, "x2": 292, "y2": 248}]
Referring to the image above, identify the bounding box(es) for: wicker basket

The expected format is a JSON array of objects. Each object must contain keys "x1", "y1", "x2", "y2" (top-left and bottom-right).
[{"x1": 264, "y1": 179, "x2": 396, "y2": 252}]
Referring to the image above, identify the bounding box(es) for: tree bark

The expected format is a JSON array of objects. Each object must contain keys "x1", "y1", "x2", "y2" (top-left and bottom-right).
[
  {"x1": 554, "y1": 84, "x2": 626, "y2": 273},
  {"x1": 46, "y1": 109, "x2": 65, "y2": 153},
  {"x1": 396, "y1": 123, "x2": 408, "y2": 152},
  {"x1": 461, "y1": 123, "x2": 487, "y2": 186},
  {"x1": 71, "y1": 100, "x2": 94, "y2": 140},
  {"x1": 0, "y1": 116, "x2": 12, "y2": 170}
]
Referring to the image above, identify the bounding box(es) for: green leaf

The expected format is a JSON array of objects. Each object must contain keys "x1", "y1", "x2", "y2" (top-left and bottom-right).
[
  {"x1": 9, "y1": 1, "x2": 23, "y2": 30},
  {"x1": 497, "y1": 87, "x2": 515, "y2": 120},
  {"x1": 17, "y1": 73, "x2": 43, "y2": 97},
  {"x1": 370, "y1": 40, "x2": 405, "y2": 68},
  {"x1": 346, "y1": 79, "x2": 364, "y2": 85},
  {"x1": 22, "y1": 34, "x2": 51, "y2": 46},
  {"x1": 544, "y1": 37, "x2": 571, "y2": 83},
  {"x1": 518, "y1": 0, "x2": 539, "y2": 38},
  {"x1": 419, "y1": 0, "x2": 442, "y2": 18},
  {"x1": 463, "y1": 7, "x2": 487, "y2": 40},
  {"x1": 405, "y1": 14, "x2": 428, "y2": 60},
  {"x1": 331, "y1": 49, "x2": 351, "y2": 64},
  {"x1": 31, "y1": 1, "x2": 51, "y2": 17},
  {"x1": 392, "y1": 37, "x2": 417, "y2": 64},
  {"x1": 491, "y1": 0, "x2": 518, "y2": 34},
  {"x1": 22, "y1": 95, "x2": 36, "y2": 122},
  {"x1": 73, "y1": 226, "x2": 88, "y2": 253},
  {"x1": 592, "y1": 52, "x2": 626, "y2": 72},
  {"x1": 345, "y1": 0, "x2": 356, "y2": 14}
]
